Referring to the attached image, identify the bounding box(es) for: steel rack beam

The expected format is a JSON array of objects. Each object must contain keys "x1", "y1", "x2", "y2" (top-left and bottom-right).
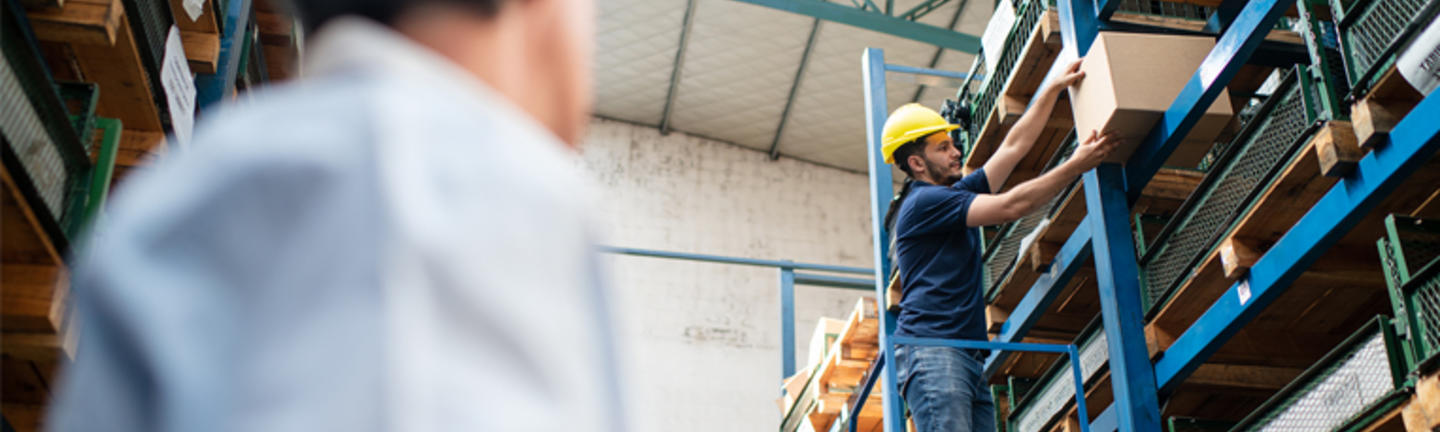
[{"x1": 735, "y1": 0, "x2": 981, "y2": 53}]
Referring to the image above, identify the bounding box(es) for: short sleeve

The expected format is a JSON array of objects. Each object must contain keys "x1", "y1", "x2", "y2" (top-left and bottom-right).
[
  {"x1": 897, "y1": 186, "x2": 979, "y2": 236},
  {"x1": 954, "y1": 167, "x2": 990, "y2": 194}
]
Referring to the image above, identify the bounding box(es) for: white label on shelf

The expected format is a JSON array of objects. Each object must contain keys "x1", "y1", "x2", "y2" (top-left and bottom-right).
[
  {"x1": 1237, "y1": 280, "x2": 1252, "y2": 306},
  {"x1": 183, "y1": 0, "x2": 204, "y2": 21},
  {"x1": 980, "y1": 0, "x2": 1016, "y2": 74},
  {"x1": 1398, "y1": 14, "x2": 1440, "y2": 96},
  {"x1": 161, "y1": 26, "x2": 196, "y2": 146}
]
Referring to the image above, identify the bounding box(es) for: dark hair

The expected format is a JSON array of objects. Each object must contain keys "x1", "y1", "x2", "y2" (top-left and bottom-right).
[
  {"x1": 892, "y1": 139, "x2": 927, "y2": 177},
  {"x1": 288, "y1": 0, "x2": 503, "y2": 31}
]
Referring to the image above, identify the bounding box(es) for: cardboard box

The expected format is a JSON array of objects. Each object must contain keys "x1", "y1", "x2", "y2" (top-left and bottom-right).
[{"x1": 1068, "y1": 31, "x2": 1234, "y2": 166}]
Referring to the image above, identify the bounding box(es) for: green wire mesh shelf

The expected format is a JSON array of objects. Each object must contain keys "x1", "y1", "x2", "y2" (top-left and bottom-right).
[
  {"x1": 1337, "y1": 0, "x2": 1440, "y2": 96},
  {"x1": 1139, "y1": 67, "x2": 1327, "y2": 315},
  {"x1": 983, "y1": 134, "x2": 1079, "y2": 299},
  {"x1": 1, "y1": 2, "x2": 119, "y2": 257},
  {"x1": 1008, "y1": 320, "x2": 1108, "y2": 432},
  {"x1": 1378, "y1": 215, "x2": 1440, "y2": 371},
  {"x1": 1230, "y1": 317, "x2": 1410, "y2": 432}
]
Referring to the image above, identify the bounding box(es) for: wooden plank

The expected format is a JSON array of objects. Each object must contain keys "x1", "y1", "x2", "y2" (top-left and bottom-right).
[
  {"x1": 1218, "y1": 237, "x2": 1261, "y2": 279},
  {"x1": 0, "y1": 166, "x2": 63, "y2": 266},
  {"x1": 19, "y1": 0, "x2": 65, "y2": 10},
  {"x1": 254, "y1": 11, "x2": 294, "y2": 46},
  {"x1": 116, "y1": 130, "x2": 167, "y2": 167},
  {"x1": 168, "y1": 0, "x2": 218, "y2": 34},
  {"x1": 0, "y1": 356, "x2": 49, "y2": 405},
  {"x1": 1150, "y1": 121, "x2": 1343, "y2": 336},
  {"x1": 0, "y1": 403, "x2": 46, "y2": 432},
  {"x1": 1412, "y1": 189, "x2": 1440, "y2": 219},
  {"x1": 1314, "y1": 121, "x2": 1362, "y2": 177},
  {"x1": 262, "y1": 43, "x2": 296, "y2": 82},
  {"x1": 181, "y1": 30, "x2": 220, "y2": 74},
  {"x1": 25, "y1": 0, "x2": 121, "y2": 46},
  {"x1": 0, "y1": 264, "x2": 68, "y2": 333},
  {"x1": 1353, "y1": 67, "x2": 1424, "y2": 150},
  {"x1": 1185, "y1": 364, "x2": 1301, "y2": 390},
  {"x1": 1109, "y1": 12, "x2": 1303, "y2": 45},
  {"x1": 63, "y1": 14, "x2": 165, "y2": 131},
  {"x1": 1403, "y1": 372, "x2": 1440, "y2": 431}
]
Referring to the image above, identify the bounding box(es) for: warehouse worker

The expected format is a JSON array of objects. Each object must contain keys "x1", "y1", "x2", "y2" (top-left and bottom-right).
[
  {"x1": 48, "y1": 0, "x2": 624, "y2": 431},
  {"x1": 884, "y1": 59, "x2": 1118, "y2": 432}
]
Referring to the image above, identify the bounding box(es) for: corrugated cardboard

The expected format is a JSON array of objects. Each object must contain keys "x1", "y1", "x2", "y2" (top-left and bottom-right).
[{"x1": 1068, "y1": 31, "x2": 1234, "y2": 166}]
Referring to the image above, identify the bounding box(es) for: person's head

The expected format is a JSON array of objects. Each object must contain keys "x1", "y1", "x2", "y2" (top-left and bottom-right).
[
  {"x1": 288, "y1": 0, "x2": 594, "y2": 147},
  {"x1": 893, "y1": 132, "x2": 964, "y2": 185},
  {"x1": 881, "y1": 103, "x2": 963, "y2": 185}
]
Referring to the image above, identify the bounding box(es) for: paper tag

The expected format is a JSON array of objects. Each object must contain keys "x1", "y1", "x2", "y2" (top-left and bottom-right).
[
  {"x1": 980, "y1": 0, "x2": 1017, "y2": 73},
  {"x1": 183, "y1": 0, "x2": 204, "y2": 21},
  {"x1": 1237, "y1": 280, "x2": 1252, "y2": 305},
  {"x1": 161, "y1": 26, "x2": 197, "y2": 145},
  {"x1": 1398, "y1": 14, "x2": 1440, "y2": 96}
]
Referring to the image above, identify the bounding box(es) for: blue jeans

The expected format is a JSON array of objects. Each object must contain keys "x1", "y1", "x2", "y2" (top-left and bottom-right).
[{"x1": 897, "y1": 345, "x2": 996, "y2": 432}]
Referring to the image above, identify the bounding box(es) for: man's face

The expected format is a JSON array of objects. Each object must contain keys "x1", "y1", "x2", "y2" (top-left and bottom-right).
[{"x1": 916, "y1": 132, "x2": 964, "y2": 185}]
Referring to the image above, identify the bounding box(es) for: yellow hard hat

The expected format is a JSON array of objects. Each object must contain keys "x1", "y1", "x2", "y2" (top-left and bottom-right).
[{"x1": 881, "y1": 103, "x2": 959, "y2": 164}]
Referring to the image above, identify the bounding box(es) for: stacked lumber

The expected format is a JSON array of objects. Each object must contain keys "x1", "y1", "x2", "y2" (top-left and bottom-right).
[
  {"x1": 780, "y1": 298, "x2": 885, "y2": 432},
  {"x1": 1402, "y1": 371, "x2": 1440, "y2": 431}
]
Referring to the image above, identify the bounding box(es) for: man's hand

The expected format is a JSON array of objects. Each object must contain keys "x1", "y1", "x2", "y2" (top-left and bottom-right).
[
  {"x1": 1066, "y1": 130, "x2": 1120, "y2": 173},
  {"x1": 1045, "y1": 58, "x2": 1085, "y2": 94}
]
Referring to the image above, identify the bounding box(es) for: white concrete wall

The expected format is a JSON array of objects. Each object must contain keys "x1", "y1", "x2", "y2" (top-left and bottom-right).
[{"x1": 580, "y1": 118, "x2": 877, "y2": 431}]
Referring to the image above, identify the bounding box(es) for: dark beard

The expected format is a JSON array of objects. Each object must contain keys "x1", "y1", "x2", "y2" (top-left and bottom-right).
[{"x1": 922, "y1": 155, "x2": 963, "y2": 185}]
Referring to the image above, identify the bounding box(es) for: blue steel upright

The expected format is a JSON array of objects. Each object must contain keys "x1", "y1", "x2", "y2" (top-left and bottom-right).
[
  {"x1": 195, "y1": 0, "x2": 254, "y2": 111},
  {"x1": 1057, "y1": 0, "x2": 1163, "y2": 429},
  {"x1": 1083, "y1": 165, "x2": 1163, "y2": 431},
  {"x1": 860, "y1": 47, "x2": 906, "y2": 432}
]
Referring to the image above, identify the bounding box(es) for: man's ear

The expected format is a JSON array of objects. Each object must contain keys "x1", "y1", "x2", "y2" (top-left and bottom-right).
[{"x1": 907, "y1": 154, "x2": 926, "y2": 175}]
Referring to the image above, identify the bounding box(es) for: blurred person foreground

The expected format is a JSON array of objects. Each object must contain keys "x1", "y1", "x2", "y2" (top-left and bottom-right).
[{"x1": 44, "y1": 0, "x2": 626, "y2": 430}]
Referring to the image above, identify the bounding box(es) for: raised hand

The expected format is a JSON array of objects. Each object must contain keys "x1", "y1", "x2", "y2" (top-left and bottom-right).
[{"x1": 1067, "y1": 130, "x2": 1120, "y2": 172}]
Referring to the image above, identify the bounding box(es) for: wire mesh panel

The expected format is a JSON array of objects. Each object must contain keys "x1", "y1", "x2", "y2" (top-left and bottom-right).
[
  {"x1": 1010, "y1": 325, "x2": 1109, "y2": 432},
  {"x1": 1141, "y1": 72, "x2": 1314, "y2": 312},
  {"x1": 1113, "y1": 0, "x2": 1212, "y2": 19},
  {"x1": 0, "y1": 55, "x2": 70, "y2": 217},
  {"x1": 1, "y1": 3, "x2": 97, "y2": 251},
  {"x1": 969, "y1": 0, "x2": 1043, "y2": 141},
  {"x1": 1233, "y1": 318, "x2": 1406, "y2": 431},
  {"x1": 1338, "y1": 0, "x2": 1440, "y2": 90},
  {"x1": 983, "y1": 135, "x2": 1079, "y2": 298},
  {"x1": 1382, "y1": 216, "x2": 1440, "y2": 367},
  {"x1": 122, "y1": 0, "x2": 175, "y2": 129},
  {"x1": 1410, "y1": 268, "x2": 1440, "y2": 365}
]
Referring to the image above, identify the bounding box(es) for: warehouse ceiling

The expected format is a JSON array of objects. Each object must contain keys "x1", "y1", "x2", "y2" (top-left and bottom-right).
[{"x1": 594, "y1": 0, "x2": 993, "y2": 173}]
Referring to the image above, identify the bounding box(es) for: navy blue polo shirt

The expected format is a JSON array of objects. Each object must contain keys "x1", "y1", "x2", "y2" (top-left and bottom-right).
[{"x1": 893, "y1": 168, "x2": 991, "y2": 342}]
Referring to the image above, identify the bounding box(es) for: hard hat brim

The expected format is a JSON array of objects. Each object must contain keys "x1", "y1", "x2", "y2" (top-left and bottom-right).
[{"x1": 883, "y1": 124, "x2": 960, "y2": 164}]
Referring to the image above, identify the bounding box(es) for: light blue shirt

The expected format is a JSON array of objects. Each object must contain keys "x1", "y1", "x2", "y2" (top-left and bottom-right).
[{"x1": 50, "y1": 18, "x2": 624, "y2": 432}]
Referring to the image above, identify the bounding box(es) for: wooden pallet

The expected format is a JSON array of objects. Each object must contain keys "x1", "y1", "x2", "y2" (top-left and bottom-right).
[
  {"x1": 254, "y1": 0, "x2": 299, "y2": 81},
  {"x1": 783, "y1": 297, "x2": 884, "y2": 432},
  {"x1": 27, "y1": 0, "x2": 171, "y2": 175},
  {"x1": 1352, "y1": 65, "x2": 1426, "y2": 151},
  {"x1": 1146, "y1": 121, "x2": 1440, "y2": 361},
  {"x1": 1403, "y1": 371, "x2": 1440, "y2": 431},
  {"x1": 987, "y1": 168, "x2": 1202, "y2": 315},
  {"x1": 961, "y1": 10, "x2": 1291, "y2": 192},
  {"x1": 963, "y1": 10, "x2": 1064, "y2": 185},
  {"x1": 1, "y1": 156, "x2": 78, "y2": 432}
]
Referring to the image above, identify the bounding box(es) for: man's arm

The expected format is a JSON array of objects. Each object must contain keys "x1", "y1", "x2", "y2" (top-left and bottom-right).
[
  {"x1": 982, "y1": 59, "x2": 1086, "y2": 192},
  {"x1": 967, "y1": 130, "x2": 1118, "y2": 227}
]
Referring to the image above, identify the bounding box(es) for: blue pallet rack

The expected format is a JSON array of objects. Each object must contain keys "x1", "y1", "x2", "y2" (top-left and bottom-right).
[{"x1": 845, "y1": 0, "x2": 1440, "y2": 431}]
